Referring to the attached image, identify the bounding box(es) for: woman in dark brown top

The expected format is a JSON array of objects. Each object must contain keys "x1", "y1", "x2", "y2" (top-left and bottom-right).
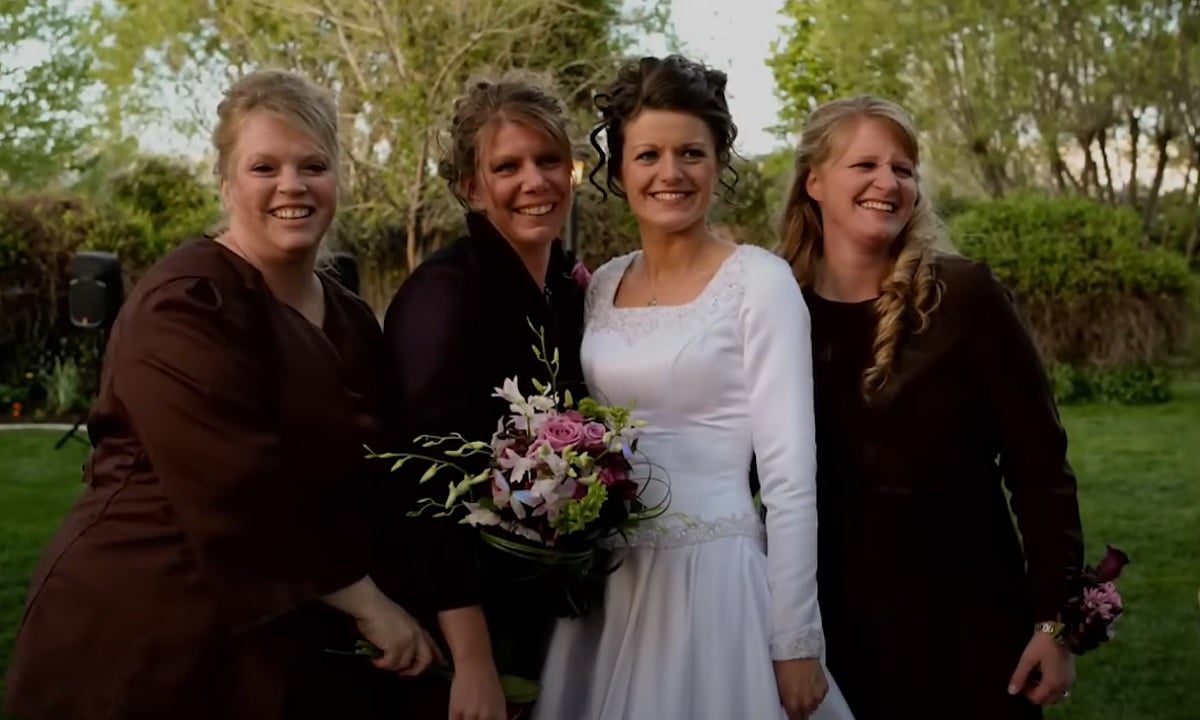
[
  {"x1": 779, "y1": 96, "x2": 1085, "y2": 720},
  {"x1": 4, "y1": 70, "x2": 436, "y2": 720}
]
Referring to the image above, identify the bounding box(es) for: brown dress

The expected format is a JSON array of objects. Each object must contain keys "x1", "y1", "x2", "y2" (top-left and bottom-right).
[
  {"x1": 804, "y1": 255, "x2": 1085, "y2": 720},
  {"x1": 4, "y1": 238, "x2": 388, "y2": 720}
]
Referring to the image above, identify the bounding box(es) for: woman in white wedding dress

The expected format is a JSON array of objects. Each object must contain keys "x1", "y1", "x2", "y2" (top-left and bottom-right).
[{"x1": 533, "y1": 55, "x2": 853, "y2": 720}]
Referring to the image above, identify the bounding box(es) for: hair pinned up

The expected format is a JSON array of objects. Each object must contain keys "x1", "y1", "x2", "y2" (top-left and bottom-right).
[
  {"x1": 588, "y1": 55, "x2": 739, "y2": 200},
  {"x1": 438, "y1": 72, "x2": 572, "y2": 207}
]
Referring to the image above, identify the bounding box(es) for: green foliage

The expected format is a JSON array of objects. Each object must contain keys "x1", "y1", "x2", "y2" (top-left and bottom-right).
[
  {"x1": 767, "y1": 0, "x2": 1200, "y2": 207},
  {"x1": 83, "y1": 0, "x2": 673, "y2": 272},
  {"x1": 767, "y1": 0, "x2": 916, "y2": 125},
  {"x1": 766, "y1": 1, "x2": 838, "y2": 134},
  {"x1": 1051, "y1": 363, "x2": 1172, "y2": 406},
  {"x1": 708, "y1": 151, "x2": 793, "y2": 248},
  {"x1": 0, "y1": 158, "x2": 217, "y2": 413},
  {"x1": 947, "y1": 194, "x2": 1194, "y2": 373},
  {"x1": 950, "y1": 194, "x2": 1192, "y2": 298},
  {"x1": 93, "y1": 155, "x2": 221, "y2": 262},
  {"x1": 0, "y1": 0, "x2": 95, "y2": 189},
  {"x1": 0, "y1": 194, "x2": 138, "y2": 402},
  {"x1": 1147, "y1": 189, "x2": 1199, "y2": 268}
]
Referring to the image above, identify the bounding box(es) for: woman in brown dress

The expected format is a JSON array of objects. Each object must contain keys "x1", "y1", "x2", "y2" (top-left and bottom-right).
[
  {"x1": 4, "y1": 69, "x2": 436, "y2": 720},
  {"x1": 780, "y1": 96, "x2": 1085, "y2": 720}
]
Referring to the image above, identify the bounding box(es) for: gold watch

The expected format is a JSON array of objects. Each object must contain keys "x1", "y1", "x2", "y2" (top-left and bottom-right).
[{"x1": 1034, "y1": 621, "x2": 1066, "y2": 644}]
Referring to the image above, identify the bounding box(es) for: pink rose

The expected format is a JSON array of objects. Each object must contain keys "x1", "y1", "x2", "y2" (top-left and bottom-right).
[
  {"x1": 571, "y1": 260, "x2": 591, "y2": 290},
  {"x1": 564, "y1": 409, "x2": 585, "y2": 423},
  {"x1": 536, "y1": 414, "x2": 584, "y2": 451},
  {"x1": 580, "y1": 422, "x2": 607, "y2": 449}
]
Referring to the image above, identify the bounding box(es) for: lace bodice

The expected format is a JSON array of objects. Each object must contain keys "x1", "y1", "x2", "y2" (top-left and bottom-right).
[{"x1": 582, "y1": 244, "x2": 824, "y2": 660}]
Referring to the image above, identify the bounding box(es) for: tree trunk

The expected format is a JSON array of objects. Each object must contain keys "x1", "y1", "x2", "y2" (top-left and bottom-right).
[
  {"x1": 1126, "y1": 110, "x2": 1140, "y2": 205},
  {"x1": 405, "y1": 134, "x2": 430, "y2": 271},
  {"x1": 1142, "y1": 123, "x2": 1175, "y2": 239},
  {"x1": 1188, "y1": 166, "x2": 1200, "y2": 264},
  {"x1": 1077, "y1": 131, "x2": 1098, "y2": 198},
  {"x1": 1097, "y1": 130, "x2": 1117, "y2": 204},
  {"x1": 972, "y1": 138, "x2": 1006, "y2": 198}
]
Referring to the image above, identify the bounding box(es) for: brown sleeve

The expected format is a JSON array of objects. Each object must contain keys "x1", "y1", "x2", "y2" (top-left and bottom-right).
[
  {"x1": 113, "y1": 276, "x2": 367, "y2": 633},
  {"x1": 968, "y1": 263, "x2": 1084, "y2": 621}
]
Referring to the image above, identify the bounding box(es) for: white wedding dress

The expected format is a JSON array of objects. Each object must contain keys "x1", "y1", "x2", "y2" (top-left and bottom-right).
[{"x1": 533, "y1": 245, "x2": 854, "y2": 720}]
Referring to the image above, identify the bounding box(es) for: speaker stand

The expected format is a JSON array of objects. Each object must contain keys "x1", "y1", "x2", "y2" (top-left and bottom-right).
[
  {"x1": 52, "y1": 328, "x2": 105, "y2": 451},
  {"x1": 53, "y1": 414, "x2": 90, "y2": 449}
]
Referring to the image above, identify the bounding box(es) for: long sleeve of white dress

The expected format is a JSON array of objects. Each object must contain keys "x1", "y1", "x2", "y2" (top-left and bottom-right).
[{"x1": 738, "y1": 252, "x2": 824, "y2": 660}]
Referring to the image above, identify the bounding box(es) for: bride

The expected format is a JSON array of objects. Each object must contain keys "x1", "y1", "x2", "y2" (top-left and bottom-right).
[{"x1": 532, "y1": 55, "x2": 854, "y2": 720}]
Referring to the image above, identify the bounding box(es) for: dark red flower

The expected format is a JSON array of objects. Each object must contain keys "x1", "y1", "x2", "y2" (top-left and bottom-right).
[
  {"x1": 1093, "y1": 545, "x2": 1130, "y2": 583},
  {"x1": 570, "y1": 261, "x2": 592, "y2": 291}
]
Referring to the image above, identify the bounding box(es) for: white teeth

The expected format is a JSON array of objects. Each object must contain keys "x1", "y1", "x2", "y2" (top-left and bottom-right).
[
  {"x1": 859, "y1": 200, "x2": 895, "y2": 213},
  {"x1": 272, "y1": 207, "x2": 314, "y2": 219},
  {"x1": 515, "y1": 204, "x2": 553, "y2": 216},
  {"x1": 651, "y1": 192, "x2": 687, "y2": 200}
]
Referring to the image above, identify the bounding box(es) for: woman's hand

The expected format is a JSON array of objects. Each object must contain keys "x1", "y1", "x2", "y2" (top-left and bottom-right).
[
  {"x1": 322, "y1": 575, "x2": 442, "y2": 676},
  {"x1": 774, "y1": 658, "x2": 828, "y2": 719},
  {"x1": 448, "y1": 656, "x2": 508, "y2": 720},
  {"x1": 1008, "y1": 630, "x2": 1075, "y2": 705},
  {"x1": 354, "y1": 597, "x2": 442, "y2": 676}
]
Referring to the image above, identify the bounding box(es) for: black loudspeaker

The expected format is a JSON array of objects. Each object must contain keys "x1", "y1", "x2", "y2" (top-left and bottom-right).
[
  {"x1": 68, "y1": 251, "x2": 124, "y2": 330},
  {"x1": 329, "y1": 252, "x2": 359, "y2": 295}
]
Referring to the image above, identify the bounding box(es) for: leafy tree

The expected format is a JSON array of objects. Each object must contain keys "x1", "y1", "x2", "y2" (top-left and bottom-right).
[
  {"x1": 0, "y1": 0, "x2": 93, "y2": 189},
  {"x1": 84, "y1": 0, "x2": 671, "y2": 271}
]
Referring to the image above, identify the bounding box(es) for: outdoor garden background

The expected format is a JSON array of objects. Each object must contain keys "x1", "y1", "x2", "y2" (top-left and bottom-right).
[{"x1": 2, "y1": 1, "x2": 1198, "y2": 718}]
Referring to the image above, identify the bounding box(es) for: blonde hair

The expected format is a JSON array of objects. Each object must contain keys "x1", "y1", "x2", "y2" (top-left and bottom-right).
[
  {"x1": 438, "y1": 72, "x2": 572, "y2": 206},
  {"x1": 209, "y1": 70, "x2": 340, "y2": 259},
  {"x1": 780, "y1": 96, "x2": 944, "y2": 397},
  {"x1": 212, "y1": 69, "x2": 339, "y2": 181}
]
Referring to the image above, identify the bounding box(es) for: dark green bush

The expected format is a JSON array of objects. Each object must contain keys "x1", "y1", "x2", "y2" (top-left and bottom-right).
[
  {"x1": 950, "y1": 194, "x2": 1192, "y2": 369},
  {"x1": 0, "y1": 159, "x2": 219, "y2": 415},
  {"x1": 1050, "y1": 362, "x2": 1172, "y2": 405},
  {"x1": 949, "y1": 193, "x2": 1194, "y2": 404}
]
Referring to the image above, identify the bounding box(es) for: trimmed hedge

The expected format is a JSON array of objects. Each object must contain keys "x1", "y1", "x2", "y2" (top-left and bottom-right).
[
  {"x1": 0, "y1": 157, "x2": 220, "y2": 415},
  {"x1": 949, "y1": 194, "x2": 1195, "y2": 403}
]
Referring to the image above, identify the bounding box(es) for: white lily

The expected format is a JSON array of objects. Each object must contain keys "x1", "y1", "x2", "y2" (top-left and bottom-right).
[
  {"x1": 498, "y1": 448, "x2": 538, "y2": 485},
  {"x1": 462, "y1": 502, "x2": 502, "y2": 527},
  {"x1": 490, "y1": 470, "x2": 512, "y2": 509},
  {"x1": 536, "y1": 443, "x2": 570, "y2": 480},
  {"x1": 492, "y1": 377, "x2": 531, "y2": 416}
]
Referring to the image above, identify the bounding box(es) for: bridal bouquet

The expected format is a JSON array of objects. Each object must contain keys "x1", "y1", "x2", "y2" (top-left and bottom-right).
[
  {"x1": 1060, "y1": 545, "x2": 1130, "y2": 654},
  {"x1": 371, "y1": 322, "x2": 667, "y2": 614}
]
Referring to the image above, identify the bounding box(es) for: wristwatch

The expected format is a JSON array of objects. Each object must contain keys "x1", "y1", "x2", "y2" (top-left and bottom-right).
[{"x1": 1034, "y1": 621, "x2": 1067, "y2": 644}]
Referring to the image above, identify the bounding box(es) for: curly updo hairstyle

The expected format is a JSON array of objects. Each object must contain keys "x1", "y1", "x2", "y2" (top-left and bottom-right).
[{"x1": 589, "y1": 54, "x2": 739, "y2": 199}]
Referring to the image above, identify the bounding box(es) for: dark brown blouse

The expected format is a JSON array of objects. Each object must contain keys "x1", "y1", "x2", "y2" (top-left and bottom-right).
[
  {"x1": 806, "y1": 255, "x2": 1083, "y2": 720},
  {"x1": 5, "y1": 238, "x2": 387, "y2": 720}
]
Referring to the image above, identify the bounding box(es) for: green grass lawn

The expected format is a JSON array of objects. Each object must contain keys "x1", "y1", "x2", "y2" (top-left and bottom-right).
[{"x1": 0, "y1": 387, "x2": 1197, "y2": 718}]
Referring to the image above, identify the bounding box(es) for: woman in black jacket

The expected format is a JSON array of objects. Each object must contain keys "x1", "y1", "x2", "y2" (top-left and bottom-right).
[{"x1": 377, "y1": 75, "x2": 586, "y2": 720}]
